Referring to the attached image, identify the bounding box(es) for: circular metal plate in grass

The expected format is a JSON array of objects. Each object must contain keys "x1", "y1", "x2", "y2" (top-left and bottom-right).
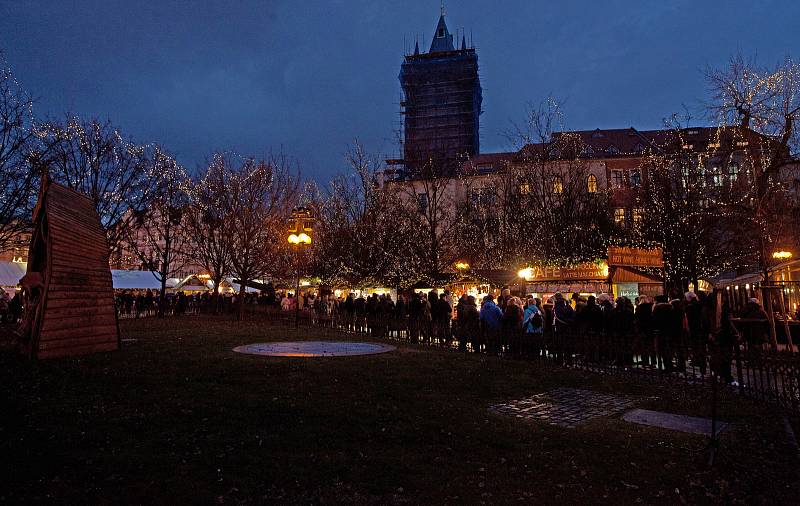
[{"x1": 232, "y1": 341, "x2": 396, "y2": 357}]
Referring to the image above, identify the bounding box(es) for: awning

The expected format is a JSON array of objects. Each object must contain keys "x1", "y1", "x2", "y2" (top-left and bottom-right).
[
  {"x1": 111, "y1": 270, "x2": 174, "y2": 290},
  {"x1": 0, "y1": 261, "x2": 26, "y2": 287}
]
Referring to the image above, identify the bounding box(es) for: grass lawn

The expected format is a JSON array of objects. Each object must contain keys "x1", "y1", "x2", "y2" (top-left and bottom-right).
[{"x1": 1, "y1": 316, "x2": 798, "y2": 504}]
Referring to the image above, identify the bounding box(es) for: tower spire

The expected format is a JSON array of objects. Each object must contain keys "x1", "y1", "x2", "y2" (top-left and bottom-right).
[
  {"x1": 429, "y1": 6, "x2": 454, "y2": 53},
  {"x1": 441, "y1": 0, "x2": 445, "y2": 17}
]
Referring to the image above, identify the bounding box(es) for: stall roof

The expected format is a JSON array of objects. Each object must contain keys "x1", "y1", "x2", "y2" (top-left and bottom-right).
[
  {"x1": 227, "y1": 277, "x2": 261, "y2": 294},
  {"x1": 0, "y1": 261, "x2": 26, "y2": 287},
  {"x1": 111, "y1": 270, "x2": 178, "y2": 290}
]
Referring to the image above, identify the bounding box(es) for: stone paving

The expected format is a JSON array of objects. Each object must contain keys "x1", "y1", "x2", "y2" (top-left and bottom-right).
[
  {"x1": 232, "y1": 341, "x2": 396, "y2": 357},
  {"x1": 490, "y1": 387, "x2": 638, "y2": 429},
  {"x1": 622, "y1": 408, "x2": 728, "y2": 436}
]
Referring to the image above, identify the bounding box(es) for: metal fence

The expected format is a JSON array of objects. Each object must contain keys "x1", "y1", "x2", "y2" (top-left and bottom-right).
[{"x1": 238, "y1": 306, "x2": 800, "y2": 416}]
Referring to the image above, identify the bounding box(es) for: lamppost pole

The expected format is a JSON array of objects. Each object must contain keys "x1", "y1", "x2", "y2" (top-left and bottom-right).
[{"x1": 287, "y1": 206, "x2": 314, "y2": 329}]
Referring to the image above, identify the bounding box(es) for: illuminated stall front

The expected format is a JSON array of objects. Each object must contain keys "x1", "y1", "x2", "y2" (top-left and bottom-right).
[{"x1": 518, "y1": 263, "x2": 610, "y2": 300}]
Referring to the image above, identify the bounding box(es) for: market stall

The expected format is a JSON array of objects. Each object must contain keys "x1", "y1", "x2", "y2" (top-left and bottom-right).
[{"x1": 0, "y1": 260, "x2": 26, "y2": 296}]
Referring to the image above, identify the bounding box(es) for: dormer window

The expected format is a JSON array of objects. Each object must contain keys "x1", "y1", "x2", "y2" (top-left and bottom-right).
[
  {"x1": 633, "y1": 143, "x2": 645, "y2": 153},
  {"x1": 607, "y1": 145, "x2": 620, "y2": 155},
  {"x1": 591, "y1": 130, "x2": 605, "y2": 139},
  {"x1": 438, "y1": 27, "x2": 445, "y2": 37}
]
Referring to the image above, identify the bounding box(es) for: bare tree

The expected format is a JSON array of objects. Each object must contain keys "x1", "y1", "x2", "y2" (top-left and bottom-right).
[
  {"x1": 223, "y1": 154, "x2": 299, "y2": 319},
  {"x1": 500, "y1": 98, "x2": 612, "y2": 267},
  {"x1": 393, "y1": 155, "x2": 467, "y2": 283},
  {"x1": 314, "y1": 141, "x2": 411, "y2": 287},
  {"x1": 0, "y1": 55, "x2": 36, "y2": 253},
  {"x1": 637, "y1": 124, "x2": 735, "y2": 291},
  {"x1": 706, "y1": 54, "x2": 800, "y2": 278},
  {"x1": 185, "y1": 154, "x2": 233, "y2": 308},
  {"x1": 36, "y1": 116, "x2": 156, "y2": 254},
  {"x1": 124, "y1": 149, "x2": 190, "y2": 313}
]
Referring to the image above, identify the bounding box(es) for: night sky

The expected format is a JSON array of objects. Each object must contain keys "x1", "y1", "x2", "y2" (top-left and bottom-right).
[{"x1": 2, "y1": 0, "x2": 798, "y2": 181}]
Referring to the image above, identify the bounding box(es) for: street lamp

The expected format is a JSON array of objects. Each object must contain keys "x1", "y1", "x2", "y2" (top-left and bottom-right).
[{"x1": 287, "y1": 206, "x2": 314, "y2": 327}]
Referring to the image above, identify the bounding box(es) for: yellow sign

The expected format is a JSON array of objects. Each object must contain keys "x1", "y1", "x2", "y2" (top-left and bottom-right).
[
  {"x1": 608, "y1": 246, "x2": 664, "y2": 267},
  {"x1": 519, "y1": 263, "x2": 608, "y2": 282}
]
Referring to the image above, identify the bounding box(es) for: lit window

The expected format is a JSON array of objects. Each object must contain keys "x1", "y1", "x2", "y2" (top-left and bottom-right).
[
  {"x1": 612, "y1": 170, "x2": 625, "y2": 189},
  {"x1": 552, "y1": 176, "x2": 563, "y2": 194},
  {"x1": 632, "y1": 208, "x2": 643, "y2": 226},
  {"x1": 614, "y1": 208, "x2": 626, "y2": 226},
  {"x1": 518, "y1": 183, "x2": 530, "y2": 195},
  {"x1": 728, "y1": 162, "x2": 739, "y2": 182},
  {"x1": 712, "y1": 166, "x2": 723, "y2": 187},
  {"x1": 630, "y1": 169, "x2": 641, "y2": 188},
  {"x1": 587, "y1": 174, "x2": 597, "y2": 193}
]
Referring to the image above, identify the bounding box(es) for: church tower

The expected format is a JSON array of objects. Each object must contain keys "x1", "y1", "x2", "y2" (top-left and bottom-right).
[{"x1": 399, "y1": 7, "x2": 482, "y2": 174}]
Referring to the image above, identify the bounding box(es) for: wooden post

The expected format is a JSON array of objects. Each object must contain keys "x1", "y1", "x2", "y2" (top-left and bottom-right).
[
  {"x1": 761, "y1": 286, "x2": 779, "y2": 350},
  {"x1": 777, "y1": 288, "x2": 794, "y2": 350}
]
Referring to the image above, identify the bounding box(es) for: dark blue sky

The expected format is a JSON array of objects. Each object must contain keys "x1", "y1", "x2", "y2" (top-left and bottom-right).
[{"x1": 2, "y1": 1, "x2": 798, "y2": 181}]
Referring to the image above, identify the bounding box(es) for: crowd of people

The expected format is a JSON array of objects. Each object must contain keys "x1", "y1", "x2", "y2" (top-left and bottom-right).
[{"x1": 0, "y1": 289, "x2": 22, "y2": 324}]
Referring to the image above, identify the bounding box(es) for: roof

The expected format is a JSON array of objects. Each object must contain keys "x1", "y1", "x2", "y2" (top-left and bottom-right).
[
  {"x1": 429, "y1": 14, "x2": 454, "y2": 53},
  {"x1": 461, "y1": 152, "x2": 516, "y2": 174},
  {"x1": 0, "y1": 261, "x2": 26, "y2": 287},
  {"x1": 458, "y1": 126, "x2": 775, "y2": 176},
  {"x1": 112, "y1": 270, "x2": 161, "y2": 289}
]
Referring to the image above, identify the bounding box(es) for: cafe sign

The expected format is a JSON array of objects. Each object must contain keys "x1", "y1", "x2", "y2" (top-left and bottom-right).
[
  {"x1": 607, "y1": 246, "x2": 664, "y2": 268},
  {"x1": 519, "y1": 263, "x2": 608, "y2": 282}
]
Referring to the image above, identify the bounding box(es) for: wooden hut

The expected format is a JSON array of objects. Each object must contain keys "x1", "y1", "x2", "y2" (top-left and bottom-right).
[{"x1": 19, "y1": 177, "x2": 118, "y2": 359}]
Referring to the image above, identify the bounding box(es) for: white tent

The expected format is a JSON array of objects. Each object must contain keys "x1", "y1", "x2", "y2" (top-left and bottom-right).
[
  {"x1": 111, "y1": 270, "x2": 179, "y2": 290},
  {"x1": 0, "y1": 261, "x2": 26, "y2": 291},
  {"x1": 227, "y1": 277, "x2": 260, "y2": 294}
]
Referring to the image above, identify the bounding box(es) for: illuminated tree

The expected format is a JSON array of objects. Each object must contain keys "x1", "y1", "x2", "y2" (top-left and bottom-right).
[
  {"x1": 124, "y1": 149, "x2": 190, "y2": 313},
  {"x1": 36, "y1": 116, "x2": 156, "y2": 255},
  {"x1": 223, "y1": 153, "x2": 299, "y2": 319},
  {"x1": 185, "y1": 154, "x2": 233, "y2": 304},
  {"x1": 313, "y1": 141, "x2": 411, "y2": 287},
  {"x1": 393, "y1": 154, "x2": 467, "y2": 283},
  {"x1": 636, "y1": 124, "x2": 736, "y2": 291},
  {"x1": 491, "y1": 98, "x2": 612, "y2": 268},
  {"x1": 0, "y1": 55, "x2": 36, "y2": 253},
  {"x1": 706, "y1": 54, "x2": 800, "y2": 278}
]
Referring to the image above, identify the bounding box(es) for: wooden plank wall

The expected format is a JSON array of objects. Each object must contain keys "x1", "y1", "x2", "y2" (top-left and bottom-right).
[{"x1": 36, "y1": 183, "x2": 118, "y2": 358}]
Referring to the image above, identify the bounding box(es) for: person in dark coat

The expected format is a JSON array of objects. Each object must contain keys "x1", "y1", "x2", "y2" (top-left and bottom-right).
[
  {"x1": 460, "y1": 295, "x2": 481, "y2": 352},
  {"x1": 480, "y1": 295, "x2": 504, "y2": 354},
  {"x1": 434, "y1": 293, "x2": 452, "y2": 343},
  {"x1": 684, "y1": 291, "x2": 708, "y2": 374},
  {"x1": 578, "y1": 295, "x2": 603, "y2": 333},
  {"x1": 635, "y1": 296, "x2": 655, "y2": 366},
  {"x1": 613, "y1": 297, "x2": 635, "y2": 365},
  {"x1": 739, "y1": 298, "x2": 770, "y2": 348},
  {"x1": 10, "y1": 291, "x2": 22, "y2": 323},
  {"x1": 651, "y1": 295, "x2": 674, "y2": 371}
]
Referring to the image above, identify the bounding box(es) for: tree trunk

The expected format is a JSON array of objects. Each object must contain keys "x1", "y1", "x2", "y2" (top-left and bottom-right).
[
  {"x1": 159, "y1": 269, "x2": 168, "y2": 317},
  {"x1": 213, "y1": 275, "x2": 223, "y2": 314},
  {"x1": 238, "y1": 278, "x2": 247, "y2": 321}
]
